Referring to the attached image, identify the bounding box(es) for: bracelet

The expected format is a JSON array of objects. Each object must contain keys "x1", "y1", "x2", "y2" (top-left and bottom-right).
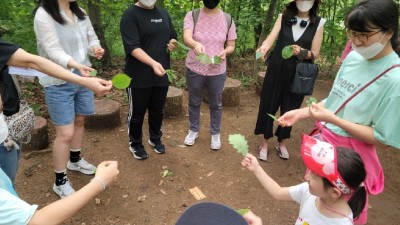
[{"x1": 91, "y1": 177, "x2": 106, "y2": 191}]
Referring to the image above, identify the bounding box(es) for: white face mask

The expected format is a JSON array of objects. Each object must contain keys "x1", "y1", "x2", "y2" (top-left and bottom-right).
[
  {"x1": 0, "y1": 113, "x2": 8, "y2": 143},
  {"x1": 139, "y1": 0, "x2": 157, "y2": 8},
  {"x1": 296, "y1": 1, "x2": 315, "y2": 12},
  {"x1": 351, "y1": 34, "x2": 387, "y2": 59}
]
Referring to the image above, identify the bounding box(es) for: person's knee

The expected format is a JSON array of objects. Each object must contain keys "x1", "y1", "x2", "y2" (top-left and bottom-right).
[{"x1": 74, "y1": 116, "x2": 85, "y2": 127}]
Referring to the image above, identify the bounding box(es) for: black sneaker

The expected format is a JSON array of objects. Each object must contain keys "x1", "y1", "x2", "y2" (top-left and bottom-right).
[
  {"x1": 148, "y1": 140, "x2": 166, "y2": 154},
  {"x1": 129, "y1": 144, "x2": 148, "y2": 160}
]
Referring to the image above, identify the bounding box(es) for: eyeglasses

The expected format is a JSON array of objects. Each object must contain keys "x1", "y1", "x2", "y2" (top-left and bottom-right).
[{"x1": 346, "y1": 30, "x2": 382, "y2": 42}]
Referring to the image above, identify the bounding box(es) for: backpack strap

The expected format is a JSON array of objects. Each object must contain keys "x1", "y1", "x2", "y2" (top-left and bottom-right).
[{"x1": 192, "y1": 8, "x2": 232, "y2": 43}]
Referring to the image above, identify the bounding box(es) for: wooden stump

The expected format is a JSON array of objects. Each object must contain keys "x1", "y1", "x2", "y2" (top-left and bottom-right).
[
  {"x1": 222, "y1": 78, "x2": 241, "y2": 107},
  {"x1": 203, "y1": 78, "x2": 242, "y2": 107},
  {"x1": 85, "y1": 99, "x2": 121, "y2": 129},
  {"x1": 25, "y1": 116, "x2": 49, "y2": 151},
  {"x1": 165, "y1": 86, "x2": 183, "y2": 118},
  {"x1": 255, "y1": 71, "x2": 266, "y2": 96}
]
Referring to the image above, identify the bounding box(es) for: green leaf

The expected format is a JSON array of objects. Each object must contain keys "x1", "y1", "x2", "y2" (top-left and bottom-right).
[
  {"x1": 176, "y1": 41, "x2": 190, "y2": 51},
  {"x1": 236, "y1": 208, "x2": 250, "y2": 216},
  {"x1": 166, "y1": 69, "x2": 177, "y2": 83},
  {"x1": 255, "y1": 51, "x2": 263, "y2": 60},
  {"x1": 282, "y1": 45, "x2": 294, "y2": 59},
  {"x1": 213, "y1": 56, "x2": 221, "y2": 64},
  {"x1": 228, "y1": 134, "x2": 249, "y2": 156},
  {"x1": 89, "y1": 70, "x2": 97, "y2": 77},
  {"x1": 195, "y1": 53, "x2": 212, "y2": 65},
  {"x1": 112, "y1": 73, "x2": 132, "y2": 89},
  {"x1": 306, "y1": 97, "x2": 318, "y2": 107},
  {"x1": 267, "y1": 113, "x2": 277, "y2": 121},
  {"x1": 162, "y1": 169, "x2": 173, "y2": 177}
]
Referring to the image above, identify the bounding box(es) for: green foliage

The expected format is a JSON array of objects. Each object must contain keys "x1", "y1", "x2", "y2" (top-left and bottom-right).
[
  {"x1": 228, "y1": 134, "x2": 249, "y2": 156},
  {"x1": 112, "y1": 73, "x2": 131, "y2": 89},
  {"x1": 232, "y1": 73, "x2": 255, "y2": 88},
  {"x1": 306, "y1": 97, "x2": 318, "y2": 106},
  {"x1": 282, "y1": 45, "x2": 294, "y2": 59},
  {"x1": 236, "y1": 208, "x2": 250, "y2": 216},
  {"x1": 166, "y1": 69, "x2": 177, "y2": 83},
  {"x1": 267, "y1": 113, "x2": 277, "y2": 121}
]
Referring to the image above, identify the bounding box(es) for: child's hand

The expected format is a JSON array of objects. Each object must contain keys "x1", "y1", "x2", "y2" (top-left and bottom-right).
[
  {"x1": 243, "y1": 211, "x2": 263, "y2": 225},
  {"x1": 241, "y1": 153, "x2": 260, "y2": 172},
  {"x1": 95, "y1": 161, "x2": 119, "y2": 188}
]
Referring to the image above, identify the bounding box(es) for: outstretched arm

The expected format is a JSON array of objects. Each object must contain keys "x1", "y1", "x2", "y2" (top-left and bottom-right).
[
  {"x1": 6, "y1": 48, "x2": 112, "y2": 96},
  {"x1": 28, "y1": 161, "x2": 119, "y2": 225},
  {"x1": 242, "y1": 154, "x2": 292, "y2": 201}
]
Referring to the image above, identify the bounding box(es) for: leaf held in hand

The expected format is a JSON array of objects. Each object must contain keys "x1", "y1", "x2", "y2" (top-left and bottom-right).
[
  {"x1": 255, "y1": 51, "x2": 263, "y2": 60},
  {"x1": 267, "y1": 113, "x2": 277, "y2": 121},
  {"x1": 89, "y1": 70, "x2": 97, "y2": 77},
  {"x1": 195, "y1": 53, "x2": 212, "y2": 65},
  {"x1": 213, "y1": 56, "x2": 221, "y2": 64},
  {"x1": 228, "y1": 134, "x2": 249, "y2": 156},
  {"x1": 176, "y1": 41, "x2": 190, "y2": 51},
  {"x1": 306, "y1": 97, "x2": 318, "y2": 107},
  {"x1": 282, "y1": 45, "x2": 294, "y2": 59},
  {"x1": 236, "y1": 208, "x2": 250, "y2": 216},
  {"x1": 112, "y1": 73, "x2": 132, "y2": 89},
  {"x1": 166, "y1": 69, "x2": 177, "y2": 83}
]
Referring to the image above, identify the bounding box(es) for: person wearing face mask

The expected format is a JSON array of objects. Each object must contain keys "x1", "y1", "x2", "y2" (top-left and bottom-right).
[
  {"x1": 182, "y1": 0, "x2": 237, "y2": 150},
  {"x1": 120, "y1": 0, "x2": 178, "y2": 160},
  {"x1": 254, "y1": 0, "x2": 325, "y2": 161},
  {"x1": 278, "y1": 0, "x2": 400, "y2": 224}
]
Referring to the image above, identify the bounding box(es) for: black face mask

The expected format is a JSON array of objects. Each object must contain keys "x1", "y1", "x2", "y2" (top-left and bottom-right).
[{"x1": 203, "y1": 0, "x2": 220, "y2": 9}]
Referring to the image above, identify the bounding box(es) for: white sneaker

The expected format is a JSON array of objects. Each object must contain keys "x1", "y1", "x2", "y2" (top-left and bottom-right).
[
  {"x1": 67, "y1": 158, "x2": 96, "y2": 175},
  {"x1": 184, "y1": 130, "x2": 199, "y2": 146},
  {"x1": 53, "y1": 181, "x2": 75, "y2": 198},
  {"x1": 211, "y1": 134, "x2": 221, "y2": 150}
]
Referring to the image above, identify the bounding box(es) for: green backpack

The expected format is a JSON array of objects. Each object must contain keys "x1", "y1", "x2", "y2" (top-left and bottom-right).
[{"x1": 192, "y1": 8, "x2": 233, "y2": 43}]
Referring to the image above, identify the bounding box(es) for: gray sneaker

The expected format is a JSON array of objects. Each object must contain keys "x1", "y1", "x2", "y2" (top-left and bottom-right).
[
  {"x1": 211, "y1": 134, "x2": 221, "y2": 150},
  {"x1": 67, "y1": 158, "x2": 96, "y2": 175},
  {"x1": 53, "y1": 181, "x2": 75, "y2": 198}
]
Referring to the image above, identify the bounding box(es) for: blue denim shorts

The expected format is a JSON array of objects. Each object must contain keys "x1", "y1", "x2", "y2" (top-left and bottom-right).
[{"x1": 44, "y1": 73, "x2": 94, "y2": 126}]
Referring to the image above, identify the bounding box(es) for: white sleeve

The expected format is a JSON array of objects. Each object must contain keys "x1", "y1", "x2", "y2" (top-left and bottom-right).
[
  {"x1": 289, "y1": 182, "x2": 309, "y2": 204},
  {"x1": 0, "y1": 189, "x2": 38, "y2": 225}
]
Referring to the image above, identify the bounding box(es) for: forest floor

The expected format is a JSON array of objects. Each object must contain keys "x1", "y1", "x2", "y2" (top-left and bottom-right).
[{"x1": 14, "y1": 57, "x2": 400, "y2": 225}]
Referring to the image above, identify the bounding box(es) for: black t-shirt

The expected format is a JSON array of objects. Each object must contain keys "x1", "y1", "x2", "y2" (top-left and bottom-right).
[
  {"x1": 120, "y1": 5, "x2": 177, "y2": 88},
  {"x1": 0, "y1": 39, "x2": 20, "y2": 116}
]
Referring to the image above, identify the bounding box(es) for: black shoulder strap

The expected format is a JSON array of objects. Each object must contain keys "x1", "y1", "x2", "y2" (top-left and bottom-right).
[{"x1": 192, "y1": 8, "x2": 200, "y2": 32}]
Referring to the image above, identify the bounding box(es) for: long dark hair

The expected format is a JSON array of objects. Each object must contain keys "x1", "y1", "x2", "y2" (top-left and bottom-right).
[
  {"x1": 322, "y1": 147, "x2": 366, "y2": 219},
  {"x1": 283, "y1": 0, "x2": 321, "y2": 26},
  {"x1": 345, "y1": 0, "x2": 400, "y2": 56},
  {"x1": 33, "y1": 0, "x2": 86, "y2": 24}
]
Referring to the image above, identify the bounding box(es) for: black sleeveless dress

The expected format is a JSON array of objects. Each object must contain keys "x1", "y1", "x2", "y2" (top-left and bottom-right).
[{"x1": 255, "y1": 16, "x2": 321, "y2": 142}]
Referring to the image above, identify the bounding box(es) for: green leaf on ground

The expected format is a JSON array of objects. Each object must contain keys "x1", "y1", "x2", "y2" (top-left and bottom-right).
[
  {"x1": 89, "y1": 70, "x2": 97, "y2": 77},
  {"x1": 255, "y1": 51, "x2": 263, "y2": 60},
  {"x1": 166, "y1": 69, "x2": 177, "y2": 83},
  {"x1": 236, "y1": 208, "x2": 250, "y2": 216},
  {"x1": 195, "y1": 53, "x2": 212, "y2": 65},
  {"x1": 213, "y1": 56, "x2": 221, "y2": 64},
  {"x1": 267, "y1": 113, "x2": 277, "y2": 121},
  {"x1": 228, "y1": 134, "x2": 249, "y2": 156},
  {"x1": 306, "y1": 97, "x2": 318, "y2": 107},
  {"x1": 282, "y1": 45, "x2": 294, "y2": 59},
  {"x1": 162, "y1": 169, "x2": 173, "y2": 177},
  {"x1": 112, "y1": 73, "x2": 131, "y2": 89}
]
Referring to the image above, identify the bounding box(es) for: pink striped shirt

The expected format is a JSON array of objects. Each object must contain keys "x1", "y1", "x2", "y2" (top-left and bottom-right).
[{"x1": 184, "y1": 9, "x2": 237, "y2": 76}]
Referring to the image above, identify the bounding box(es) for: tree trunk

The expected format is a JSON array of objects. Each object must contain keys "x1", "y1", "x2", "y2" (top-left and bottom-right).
[
  {"x1": 87, "y1": 0, "x2": 111, "y2": 67},
  {"x1": 252, "y1": 0, "x2": 279, "y2": 78}
]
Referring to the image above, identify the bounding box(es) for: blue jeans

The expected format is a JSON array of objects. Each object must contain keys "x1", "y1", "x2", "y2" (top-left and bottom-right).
[
  {"x1": 0, "y1": 142, "x2": 21, "y2": 184},
  {"x1": 44, "y1": 71, "x2": 94, "y2": 126},
  {"x1": 186, "y1": 68, "x2": 226, "y2": 135}
]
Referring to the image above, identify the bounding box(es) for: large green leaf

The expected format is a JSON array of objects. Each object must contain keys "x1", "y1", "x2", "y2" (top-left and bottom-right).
[
  {"x1": 89, "y1": 70, "x2": 97, "y2": 77},
  {"x1": 112, "y1": 73, "x2": 131, "y2": 89},
  {"x1": 255, "y1": 51, "x2": 263, "y2": 60},
  {"x1": 282, "y1": 45, "x2": 294, "y2": 59},
  {"x1": 166, "y1": 69, "x2": 177, "y2": 83},
  {"x1": 213, "y1": 55, "x2": 221, "y2": 64},
  {"x1": 228, "y1": 134, "x2": 249, "y2": 156},
  {"x1": 195, "y1": 53, "x2": 212, "y2": 65}
]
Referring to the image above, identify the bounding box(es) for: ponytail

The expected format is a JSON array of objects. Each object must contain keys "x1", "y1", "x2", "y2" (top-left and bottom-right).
[{"x1": 348, "y1": 185, "x2": 367, "y2": 219}]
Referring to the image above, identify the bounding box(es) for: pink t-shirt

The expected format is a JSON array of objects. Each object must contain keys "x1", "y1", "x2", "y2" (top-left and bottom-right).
[{"x1": 184, "y1": 9, "x2": 237, "y2": 76}]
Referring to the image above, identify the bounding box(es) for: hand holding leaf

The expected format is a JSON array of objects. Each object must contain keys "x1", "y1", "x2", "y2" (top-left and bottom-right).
[
  {"x1": 306, "y1": 97, "x2": 318, "y2": 106},
  {"x1": 89, "y1": 70, "x2": 97, "y2": 77},
  {"x1": 255, "y1": 51, "x2": 263, "y2": 60},
  {"x1": 229, "y1": 134, "x2": 249, "y2": 156},
  {"x1": 112, "y1": 73, "x2": 132, "y2": 89},
  {"x1": 166, "y1": 69, "x2": 177, "y2": 83},
  {"x1": 267, "y1": 113, "x2": 277, "y2": 121}
]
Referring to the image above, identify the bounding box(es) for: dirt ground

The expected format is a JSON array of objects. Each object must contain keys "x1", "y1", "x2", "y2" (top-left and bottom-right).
[{"x1": 15, "y1": 79, "x2": 400, "y2": 225}]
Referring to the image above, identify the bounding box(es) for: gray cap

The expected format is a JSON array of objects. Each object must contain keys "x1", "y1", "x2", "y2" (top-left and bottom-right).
[{"x1": 175, "y1": 202, "x2": 248, "y2": 225}]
